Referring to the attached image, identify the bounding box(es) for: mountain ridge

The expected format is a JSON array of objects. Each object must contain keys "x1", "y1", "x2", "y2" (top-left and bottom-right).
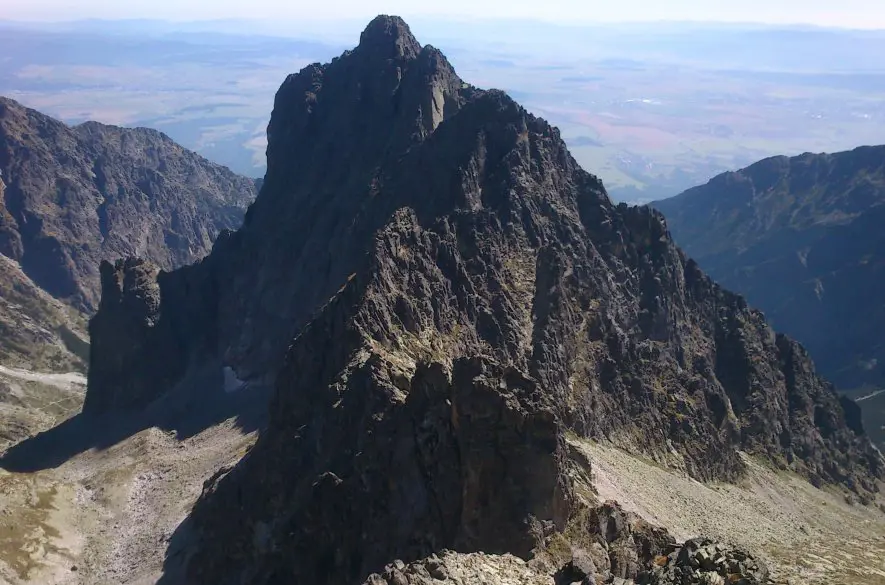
[
  {"x1": 653, "y1": 145, "x2": 885, "y2": 446},
  {"x1": 0, "y1": 95, "x2": 258, "y2": 449},
  {"x1": 0, "y1": 95, "x2": 258, "y2": 312},
  {"x1": 653, "y1": 145, "x2": 885, "y2": 255},
  {"x1": 80, "y1": 15, "x2": 883, "y2": 585}
]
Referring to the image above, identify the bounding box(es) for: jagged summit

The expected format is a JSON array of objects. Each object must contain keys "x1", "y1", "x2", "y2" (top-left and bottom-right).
[
  {"x1": 358, "y1": 14, "x2": 422, "y2": 59},
  {"x1": 88, "y1": 15, "x2": 481, "y2": 397},
  {"x1": 75, "y1": 118, "x2": 175, "y2": 145},
  {"x1": 84, "y1": 16, "x2": 882, "y2": 585}
]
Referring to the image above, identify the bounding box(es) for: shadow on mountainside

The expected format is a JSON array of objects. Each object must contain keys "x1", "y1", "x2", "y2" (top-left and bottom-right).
[
  {"x1": 157, "y1": 516, "x2": 198, "y2": 585},
  {"x1": 0, "y1": 361, "x2": 272, "y2": 473},
  {"x1": 845, "y1": 386, "x2": 885, "y2": 451}
]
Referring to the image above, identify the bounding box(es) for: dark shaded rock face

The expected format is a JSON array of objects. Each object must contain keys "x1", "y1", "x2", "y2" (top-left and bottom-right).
[
  {"x1": 653, "y1": 148, "x2": 885, "y2": 448},
  {"x1": 85, "y1": 258, "x2": 182, "y2": 411},
  {"x1": 0, "y1": 96, "x2": 257, "y2": 312},
  {"x1": 190, "y1": 357, "x2": 573, "y2": 583},
  {"x1": 653, "y1": 148, "x2": 885, "y2": 394},
  {"x1": 85, "y1": 14, "x2": 882, "y2": 585}
]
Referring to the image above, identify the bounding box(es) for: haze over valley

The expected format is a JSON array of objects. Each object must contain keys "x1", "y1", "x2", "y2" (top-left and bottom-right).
[{"x1": 3, "y1": 19, "x2": 885, "y2": 201}]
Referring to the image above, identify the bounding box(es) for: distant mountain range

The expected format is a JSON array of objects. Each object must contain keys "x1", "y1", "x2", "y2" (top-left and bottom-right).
[
  {"x1": 0, "y1": 96, "x2": 258, "y2": 313},
  {"x1": 77, "y1": 16, "x2": 881, "y2": 585},
  {"x1": 0, "y1": 95, "x2": 257, "y2": 444},
  {"x1": 654, "y1": 145, "x2": 885, "y2": 446}
]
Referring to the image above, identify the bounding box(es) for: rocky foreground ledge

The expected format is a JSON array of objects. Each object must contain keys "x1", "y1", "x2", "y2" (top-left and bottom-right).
[
  {"x1": 643, "y1": 538, "x2": 769, "y2": 585},
  {"x1": 364, "y1": 532, "x2": 769, "y2": 585}
]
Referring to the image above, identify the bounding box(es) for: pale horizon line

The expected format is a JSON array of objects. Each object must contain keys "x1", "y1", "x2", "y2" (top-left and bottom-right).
[{"x1": 2, "y1": 15, "x2": 885, "y2": 33}]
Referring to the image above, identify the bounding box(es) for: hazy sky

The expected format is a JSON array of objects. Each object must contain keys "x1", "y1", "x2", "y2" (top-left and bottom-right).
[{"x1": 3, "y1": 0, "x2": 885, "y2": 29}]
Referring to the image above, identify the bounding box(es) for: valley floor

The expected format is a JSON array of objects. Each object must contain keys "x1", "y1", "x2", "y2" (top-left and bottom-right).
[
  {"x1": 0, "y1": 362, "x2": 269, "y2": 585},
  {"x1": 0, "y1": 367, "x2": 86, "y2": 453},
  {"x1": 0, "y1": 417, "x2": 257, "y2": 585},
  {"x1": 0, "y1": 366, "x2": 86, "y2": 389},
  {"x1": 0, "y1": 405, "x2": 883, "y2": 584},
  {"x1": 570, "y1": 438, "x2": 885, "y2": 585}
]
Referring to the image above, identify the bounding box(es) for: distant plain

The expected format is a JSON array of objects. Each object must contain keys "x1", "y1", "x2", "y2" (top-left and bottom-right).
[{"x1": 2, "y1": 19, "x2": 884, "y2": 201}]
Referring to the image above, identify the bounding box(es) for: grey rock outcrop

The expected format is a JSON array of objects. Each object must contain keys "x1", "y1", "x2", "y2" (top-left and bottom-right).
[
  {"x1": 545, "y1": 501, "x2": 677, "y2": 584},
  {"x1": 639, "y1": 537, "x2": 769, "y2": 585},
  {"x1": 363, "y1": 552, "x2": 553, "y2": 585},
  {"x1": 361, "y1": 507, "x2": 764, "y2": 585},
  {"x1": 84, "y1": 15, "x2": 882, "y2": 585}
]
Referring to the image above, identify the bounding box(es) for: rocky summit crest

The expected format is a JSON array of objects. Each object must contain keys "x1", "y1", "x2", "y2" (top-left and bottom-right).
[
  {"x1": 358, "y1": 15, "x2": 422, "y2": 59},
  {"x1": 84, "y1": 15, "x2": 883, "y2": 585}
]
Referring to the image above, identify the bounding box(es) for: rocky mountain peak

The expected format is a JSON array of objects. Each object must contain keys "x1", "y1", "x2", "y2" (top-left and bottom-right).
[
  {"x1": 358, "y1": 14, "x2": 422, "y2": 60},
  {"x1": 263, "y1": 14, "x2": 466, "y2": 196},
  {"x1": 84, "y1": 15, "x2": 882, "y2": 585}
]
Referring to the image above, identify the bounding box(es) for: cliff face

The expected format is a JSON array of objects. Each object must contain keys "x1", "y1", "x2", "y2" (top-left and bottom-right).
[
  {"x1": 0, "y1": 96, "x2": 257, "y2": 312},
  {"x1": 653, "y1": 147, "x2": 885, "y2": 447},
  {"x1": 85, "y1": 15, "x2": 882, "y2": 585},
  {"x1": 653, "y1": 147, "x2": 885, "y2": 392},
  {"x1": 0, "y1": 176, "x2": 88, "y2": 374}
]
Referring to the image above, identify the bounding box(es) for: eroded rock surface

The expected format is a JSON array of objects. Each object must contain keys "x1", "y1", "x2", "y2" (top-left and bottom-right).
[
  {"x1": 364, "y1": 552, "x2": 553, "y2": 585},
  {"x1": 653, "y1": 148, "x2": 885, "y2": 446},
  {"x1": 82, "y1": 14, "x2": 882, "y2": 585},
  {"x1": 0, "y1": 96, "x2": 257, "y2": 312}
]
